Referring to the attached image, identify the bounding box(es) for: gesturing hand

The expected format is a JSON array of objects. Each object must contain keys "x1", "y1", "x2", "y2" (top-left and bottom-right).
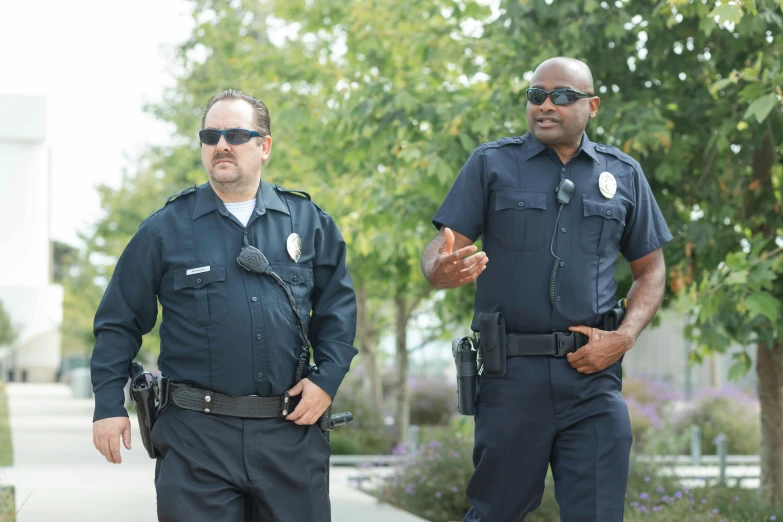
[
  {"x1": 425, "y1": 227, "x2": 488, "y2": 289},
  {"x1": 285, "y1": 378, "x2": 332, "y2": 426},
  {"x1": 566, "y1": 326, "x2": 634, "y2": 374}
]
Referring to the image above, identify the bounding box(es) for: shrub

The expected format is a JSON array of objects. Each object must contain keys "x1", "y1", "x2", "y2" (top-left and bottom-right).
[
  {"x1": 329, "y1": 384, "x2": 396, "y2": 455},
  {"x1": 377, "y1": 432, "x2": 473, "y2": 522},
  {"x1": 672, "y1": 386, "x2": 760, "y2": 455},
  {"x1": 409, "y1": 377, "x2": 457, "y2": 426}
]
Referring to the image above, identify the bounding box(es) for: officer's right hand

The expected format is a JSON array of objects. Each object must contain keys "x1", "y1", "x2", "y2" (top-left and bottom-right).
[
  {"x1": 424, "y1": 227, "x2": 488, "y2": 289},
  {"x1": 93, "y1": 416, "x2": 132, "y2": 464}
]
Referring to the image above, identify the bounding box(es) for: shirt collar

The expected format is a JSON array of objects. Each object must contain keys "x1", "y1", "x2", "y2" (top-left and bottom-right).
[
  {"x1": 192, "y1": 179, "x2": 290, "y2": 221},
  {"x1": 523, "y1": 131, "x2": 600, "y2": 164}
]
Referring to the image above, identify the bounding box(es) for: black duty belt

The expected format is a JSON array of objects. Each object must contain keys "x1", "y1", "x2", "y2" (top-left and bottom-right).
[
  {"x1": 166, "y1": 381, "x2": 299, "y2": 419},
  {"x1": 506, "y1": 331, "x2": 588, "y2": 358}
]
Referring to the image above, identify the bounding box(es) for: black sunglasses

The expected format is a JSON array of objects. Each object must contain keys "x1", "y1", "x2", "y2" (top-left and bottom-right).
[
  {"x1": 198, "y1": 128, "x2": 264, "y2": 145},
  {"x1": 526, "y1": 88, "x2": 594, "y2": 106}
]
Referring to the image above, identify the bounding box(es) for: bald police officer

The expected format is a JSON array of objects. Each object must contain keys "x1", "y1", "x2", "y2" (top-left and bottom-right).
[
  {"x1": 91, "y1": 90, "x2": 357, "y2": 521},
  {"x1": 421, "y1": 58, "x2": 672, "y2": 521}
]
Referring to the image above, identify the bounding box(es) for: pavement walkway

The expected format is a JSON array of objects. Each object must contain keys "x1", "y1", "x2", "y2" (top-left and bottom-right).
[{"x1": 3, "y1": 383, "x2": 428, "y2": 522}]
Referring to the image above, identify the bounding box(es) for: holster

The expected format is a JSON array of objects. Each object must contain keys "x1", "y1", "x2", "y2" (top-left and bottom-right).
[
  {"x1": 129, "y1": 362, "x2": 160, "y2": 459},
  {"x1": 479, "y1": 312, "x2": 507, "y2": 378},
  {"x1": 603, "y1": 299, "x2": 627, "y2": 332},
  {"x1": 452, "y1": 337, "x2": 478, "y2": 415}
]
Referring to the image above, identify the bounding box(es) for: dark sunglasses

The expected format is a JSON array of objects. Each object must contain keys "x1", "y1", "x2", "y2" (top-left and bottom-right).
[
  {"x1": 526, "y1": 88, "x2": 594, "y2": 106},
  {"x1": 198, "y1": 128, "x2": 264, "y2": 145}
]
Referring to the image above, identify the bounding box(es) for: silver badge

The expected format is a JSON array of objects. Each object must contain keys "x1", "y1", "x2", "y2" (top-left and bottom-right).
[
  {"x1": 598, "y1": 172, "x2": 617, "y2": 199},
  {"x1": 287, "y1": 233, "x2": 302, "y2": 263}
]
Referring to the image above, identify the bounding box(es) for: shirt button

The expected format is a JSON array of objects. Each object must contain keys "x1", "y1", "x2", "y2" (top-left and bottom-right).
[
  {"x1": 257, "y1": 372, "x2": 263, "y2": 378},
  {"x1": 196, "y1": 278, "x2": 201, "y2": 284},
  {"x1": 518, "y1": 201, "x2": 524, "y2": 207},
  {"x1": 556, "y1": 296, "x2": 561, "y2": 302},
  {"x1": 252, "y1": 297, "x2": 258, "y2": 302},
  {"x1": 561, "y1": 228, "x2": 566, "y2": 233},
  {"x1": 293, "y1": 275, "x2": 298, "y2": 282},
  {"x1": 244, "y1": 230, "x2": 248, "y2": 235},
  {"x1": 560, "y1": 262, "x2": 565, "y2": 267},
  {"x1": 606, "y1": 210, "x2": 612, "y2": 216},
  {"x1": 561, "y1": 167, "x2": 566, "y2": 173},
  {"x1": 256, "y1": 334, "x2": 262, "y2": 340}
]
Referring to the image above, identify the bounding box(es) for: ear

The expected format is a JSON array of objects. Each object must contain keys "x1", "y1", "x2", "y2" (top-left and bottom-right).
[
  {"x1": 588, "y1": 96, "x2": 601, "y2": 118},
  {"x1": 259, "y1": 135, "x2": 273, "y2": 165}
]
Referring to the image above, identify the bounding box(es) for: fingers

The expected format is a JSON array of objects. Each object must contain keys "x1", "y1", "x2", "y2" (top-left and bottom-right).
[
  {"x1": 440, "y1": 227, "x2": 455, "y2": 254},
  {"x1": 447, "y1": 245, "x2": 480, "y2": 263},
  {"x1": 287, "y1": 381, "x2": 304, "y2": 397},
  {"x1": 285, "y1": 402, "x2": 306, "y2": 421},
  {"x1": 109, "y1": 434, "x2": 123, "y2": 464},
  {"x1": 122, "y1": 425, "x2": 132, "y2": 451},
  {"x1": 99, "y1": 438, "x2": 115, "y2": 464}
]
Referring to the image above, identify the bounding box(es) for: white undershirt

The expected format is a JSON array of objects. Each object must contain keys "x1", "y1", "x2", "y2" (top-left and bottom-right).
[{"x1": 223, "y1": 199, "x2": 256, "y2": 227}]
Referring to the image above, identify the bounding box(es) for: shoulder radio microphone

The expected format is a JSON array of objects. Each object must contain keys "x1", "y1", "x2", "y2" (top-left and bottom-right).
[{"x1": 550, "y1": 179, "x2": 575, "y2": 304}]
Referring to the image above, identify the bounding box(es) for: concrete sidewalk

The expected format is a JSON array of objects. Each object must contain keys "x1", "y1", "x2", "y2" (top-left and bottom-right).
[{"x1": 4, "y1": 383, "x2": 428, "y2": 522}]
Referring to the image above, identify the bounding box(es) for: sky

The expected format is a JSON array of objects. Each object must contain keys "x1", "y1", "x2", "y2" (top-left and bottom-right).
[{"x1": 0, "y1": 0, "x2": 193, "y2": 246}]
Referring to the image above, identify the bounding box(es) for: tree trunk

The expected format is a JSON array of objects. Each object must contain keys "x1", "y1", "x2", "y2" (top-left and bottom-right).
[
  {"x1": 752, "y1": 130, "x2": 781, "y2": 506},
  {"x1": 356, "y1": 284, "x2": 383, "y2": 411},
  {"x1": 394, "y1": 295, "x2": 410, "y2": 444},
  {"x1": 757, "y1": 341, "x2": 783, "y2": 506}
]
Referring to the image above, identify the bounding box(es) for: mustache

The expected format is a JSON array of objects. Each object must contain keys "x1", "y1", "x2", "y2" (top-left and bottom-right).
[{"x1": 213, "y1": 153, "x2": 237, "y2": 165}]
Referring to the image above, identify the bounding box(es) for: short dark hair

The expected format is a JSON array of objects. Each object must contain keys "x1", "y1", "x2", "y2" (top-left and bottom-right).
[{"x1": 201, "y1": 90, "x2": 271, "y2": 137}]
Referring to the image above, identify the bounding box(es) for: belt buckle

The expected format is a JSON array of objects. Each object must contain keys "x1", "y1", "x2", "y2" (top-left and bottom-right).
[{"x1": 554, "y1": 332, "x2": 575, "y2": 357}]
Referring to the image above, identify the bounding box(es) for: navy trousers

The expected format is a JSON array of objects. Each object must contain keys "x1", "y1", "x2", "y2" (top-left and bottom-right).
[
  {"x1": 463, "y1": 356, "x2": 632, "y2": 522},
  {"x1": 150, "y1": 405, "x2": 331, "y2": 522}
]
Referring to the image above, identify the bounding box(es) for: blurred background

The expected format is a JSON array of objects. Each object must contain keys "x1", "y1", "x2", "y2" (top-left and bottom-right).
[{"x1": 0, "y1": 0, "x2": 782, "y2": 520}]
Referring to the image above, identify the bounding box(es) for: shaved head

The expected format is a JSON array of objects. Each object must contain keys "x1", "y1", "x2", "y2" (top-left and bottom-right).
[
  {"x1": 526, "y1": 57, "x2": 600, "y2": 155},
  {"x1": 533, "y1": 57, "x2": 595, "y2": 94}
]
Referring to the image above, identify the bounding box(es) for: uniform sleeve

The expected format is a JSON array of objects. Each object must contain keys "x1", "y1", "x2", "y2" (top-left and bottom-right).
[
  {"x1": 306, "y1": 210, "x2": 358, "y2": 399},
  {"x1": 432, "y1": 147, "x2": 488, "y2": 241},
  {"x1": 90, "y1": 219, "x2": 162, "y2": 421},
  {"x1": 620, "y1": 163, "x2": 674, "y2": 262}
]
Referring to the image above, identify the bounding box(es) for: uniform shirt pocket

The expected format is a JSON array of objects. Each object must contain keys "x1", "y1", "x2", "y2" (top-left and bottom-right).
[
  {"x1": 173, "y1": 266, "x2": 229, "y2": 326},
  {"x1": 271, "y1": 263, "x2": 315, "y2": 324},
  {"x1": 490, "y1": 190, "x2": 548, "y2": 251},
  {"x1": 580, "y1": 197, "x2": 628, "y2": 256}
]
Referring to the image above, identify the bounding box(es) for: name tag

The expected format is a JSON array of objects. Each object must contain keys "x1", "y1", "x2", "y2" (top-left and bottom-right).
[{"x1": 186, "y1": 266, "x2": 210, "y2": 276}]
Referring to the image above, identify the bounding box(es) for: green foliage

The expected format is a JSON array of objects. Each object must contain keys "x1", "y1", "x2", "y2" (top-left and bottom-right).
[
  {"x1": 673, "y1": 387, "x2": 762, "y2": 456},
  {"x1": 329, "y1": 379, "x2": 397, "y2": 455},
  {"x1": 0, "y1": 301, "x2": 16, "y2": 348}
]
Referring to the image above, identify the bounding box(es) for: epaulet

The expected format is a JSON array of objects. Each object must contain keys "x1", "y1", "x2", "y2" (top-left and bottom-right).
[
  {"x1": 594, "y1": 142, "x2": 636, "y2": 167},
  {"x1": 165, "y1": 185, "x2": 197, "y2": 206},
  {"x1": 482, "y1": 136, "x2": 525, "y2": 150},
  {"x1": 274, "y1": 185, "x2": 311, "y2": 200}
]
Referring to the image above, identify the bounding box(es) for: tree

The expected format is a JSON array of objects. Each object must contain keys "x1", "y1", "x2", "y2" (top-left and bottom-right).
[{"x1": 0, "y1": 300, "x2": 17, "y2": 347}]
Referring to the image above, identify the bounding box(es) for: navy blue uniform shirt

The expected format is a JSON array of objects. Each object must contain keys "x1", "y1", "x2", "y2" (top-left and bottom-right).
[
  {"x1": 91, "y1": 180, "x2": 358, "y2": 421},
  {"x1": 433, "y1": 132, "x2": 672, "y2": 334}
]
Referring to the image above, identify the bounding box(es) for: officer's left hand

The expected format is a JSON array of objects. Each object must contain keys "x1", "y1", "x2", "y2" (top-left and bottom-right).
[
  {"x1": 285, "y1": 378, "x2": 332, "y2": 425},
  {"x1": 565, "y1": 326, "x2": 634, "y2": 374}
]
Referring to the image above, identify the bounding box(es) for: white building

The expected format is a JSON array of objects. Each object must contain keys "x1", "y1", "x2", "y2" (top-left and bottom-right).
[{"x1": 0, "y1": 94, "x2": 63, "y2": 382}]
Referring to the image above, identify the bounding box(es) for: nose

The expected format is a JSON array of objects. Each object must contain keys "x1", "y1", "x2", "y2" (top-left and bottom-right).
[
  {"x1": 539, "y1": 94, "x2": 557, "y2": 112},
  {"x1": 216, "y1": 134, "x2": 231, "y2": 150}
]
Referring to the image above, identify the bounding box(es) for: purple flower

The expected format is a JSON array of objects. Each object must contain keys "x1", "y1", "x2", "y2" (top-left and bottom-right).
[
  {"x1": 656, "y1": 486, "x2": 665, "y2": 493},
  {"x1": 640, "y1": 493, "x2": 649, "y2": 500},
  {"x1": 435, "y1": 491, "x2": 441, "y2": 498},
  {"x1": 662, "y1": 495, "x2": 669, "y2": 502},
  {"x1": 771, "y1": 517, "x2": 777, "y2": 521},
  {"x1": 429, "y1": 440, "x2": 442, "y2": 449},
  {"x1": 451, "y1": 486, "x2": 459, "y2": 493},
  {"x1": 405, "y1": 485, "x2": 415, "y2": 494},
  {"x1": 733, "y1": 497, "x2": 740, "y2": 502},
  {"x1": 644, "y1": 476, "x2": 651, "y2": 482},
  {"x1": 638, "y1": 506, "x2": 648, "y2": 513},
  {"x1": 630, "y1": 502, "x2": 639, "y2": 507},
  {"x1": 675, "y1": 491, "x2": 682, "y2": 499},
  {"x1": 713, "y1": 509, "x2": 719, "y2": 513},
  {"x1": 652, "y1": 506, "x2": 663, "y2": 512}
]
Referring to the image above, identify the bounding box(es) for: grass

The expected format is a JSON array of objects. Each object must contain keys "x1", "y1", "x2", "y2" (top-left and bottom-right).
[
  {"x1": 0, "y1": 382, "x2": 14, "y2": 520},
  {"x1": 0, "y1": 385, "x2": 11, "y2": 467}
]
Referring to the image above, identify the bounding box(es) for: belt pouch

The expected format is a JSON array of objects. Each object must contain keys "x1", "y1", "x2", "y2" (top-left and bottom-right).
[{"x1": 479, "y1": 312, "x2": 507, "y2": 377}]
